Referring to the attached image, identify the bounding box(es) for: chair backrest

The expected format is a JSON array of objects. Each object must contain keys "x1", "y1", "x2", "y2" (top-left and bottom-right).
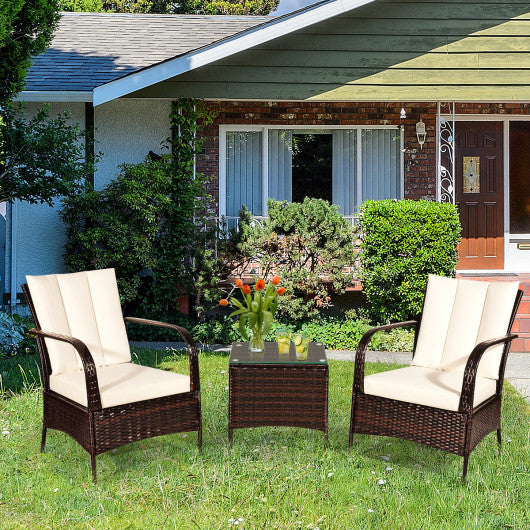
[
  {"x1": 26, "y1": 268, "x2": 131, "y2": 375},
  {"x1": 412, "y1": 274, "x2": 519, "y2": 379}
]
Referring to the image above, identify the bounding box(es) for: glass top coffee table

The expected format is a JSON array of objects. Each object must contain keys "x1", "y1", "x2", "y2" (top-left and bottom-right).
[{"x1": 228, "y1": 341, "x2": 329, "y2": 444}]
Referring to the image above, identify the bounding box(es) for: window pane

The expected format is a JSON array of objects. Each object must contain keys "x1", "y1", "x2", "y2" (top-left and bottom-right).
[
  {"x1": 361, "y1": 129, "x2": 401, "y2": 201},
  {"x1": 292, "y1": 133, "x2": 333, "y2": 203},
  {"x1": 510, "y1": 121, "x2": 530, "y2": 234},
  {"x1": 268, "y1": 129, "x2": 292, "y2": 202},
  {"x1": 332, "y1": 129, "x2": 357, "y2": 216},
  {"x1": 226, "y1": 131, "x2": 263, "y2": 217}
]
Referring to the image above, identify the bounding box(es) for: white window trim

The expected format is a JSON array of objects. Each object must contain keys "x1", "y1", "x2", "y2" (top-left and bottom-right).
[{"x1": 219, "y1": 124, "x2": 404, "y2": 217}]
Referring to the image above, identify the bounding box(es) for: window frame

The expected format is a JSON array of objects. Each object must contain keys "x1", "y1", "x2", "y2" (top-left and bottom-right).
[{"x1": 219, "y1": 124, "x2": 404, "y2": 218}]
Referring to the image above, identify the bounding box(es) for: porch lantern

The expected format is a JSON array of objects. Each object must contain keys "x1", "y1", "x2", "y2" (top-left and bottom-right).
[{"x1": 416, "y1": 120, "x2": 426, "y2": 149}]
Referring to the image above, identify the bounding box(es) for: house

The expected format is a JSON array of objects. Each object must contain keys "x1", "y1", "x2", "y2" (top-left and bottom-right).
[{"x1": 5, "y1": 0, "x2": 530, "y2": 350}]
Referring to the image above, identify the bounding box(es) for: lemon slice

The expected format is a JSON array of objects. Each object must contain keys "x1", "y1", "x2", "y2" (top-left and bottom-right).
[{"x1": 293, "y1": 334, "x2": 302, "y2": 346}]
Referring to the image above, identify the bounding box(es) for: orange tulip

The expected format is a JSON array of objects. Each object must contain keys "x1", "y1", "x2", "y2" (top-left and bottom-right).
[
  {"x1": 219, "y1": 299, "x2": 229, "y2": 306},
  {"x1": 235, "y1": 278, "x2": 243, "y2": 288},
  {"x1": 255, "y1": 278, "x2": 266, "y2": 291},
  {"x1": 242, "y1": 284, "x2": 251, "y2": 295},
  {"x1": 276, "y1": 287, "x2": 286, "y2": 296},
  {"x1": 271, "y1": 275, "x2": 280, "y2": 285}
]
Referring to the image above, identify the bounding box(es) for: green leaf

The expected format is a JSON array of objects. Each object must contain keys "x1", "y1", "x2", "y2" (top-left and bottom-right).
[
  {"x1": 238, "y1": 315, "x2": 249, "y2": 341},
  {"x1": 229, "y1": 308, "x2": 248, "y2": 318},
  {"x1": 262, "y1": 311, "x2": 274, "y2": 335}
]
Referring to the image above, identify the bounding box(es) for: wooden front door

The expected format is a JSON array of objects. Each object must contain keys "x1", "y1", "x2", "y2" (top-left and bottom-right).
[{"x1": 455, "y1": 122, "x2": 504, "y2": 269}]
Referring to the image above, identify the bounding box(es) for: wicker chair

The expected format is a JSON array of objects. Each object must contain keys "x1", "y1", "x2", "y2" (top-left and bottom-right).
[
  {"x1": 350, "y1": 274, "x2": 522, "y2": 480},
  {"x1": 22, "y1": 268, "x2": 201, "y2": 483}
]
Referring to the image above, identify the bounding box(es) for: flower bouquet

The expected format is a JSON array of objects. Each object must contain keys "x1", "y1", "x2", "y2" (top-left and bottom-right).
[{"x1": 220, "y1": 277, "x2": 286, "y2": 352}]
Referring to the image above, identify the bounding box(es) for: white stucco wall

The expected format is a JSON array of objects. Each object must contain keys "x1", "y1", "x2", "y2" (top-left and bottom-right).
[
  {"x1": 6, "y1": 99, "x2": 171, "y2": 296},
  {"x1": 94, "y1": 99, "x2": 171, "y2": 189},
  {"x1": 5, "y1": 103, "x2": 85, "y2": 294}
]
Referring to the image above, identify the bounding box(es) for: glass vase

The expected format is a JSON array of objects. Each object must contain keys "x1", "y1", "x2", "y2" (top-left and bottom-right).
[{"x1": 249, "y1": 328, "x2": 265, "y2": 352}]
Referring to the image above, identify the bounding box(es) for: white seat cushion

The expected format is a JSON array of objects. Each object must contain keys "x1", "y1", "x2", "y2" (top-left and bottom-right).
[
  {"x1": 27, "y1": 269, "x2": 131, "y2": 375},
  {"x1": 412, "y1": 275, "x2": 519, "y2": 380},
  {"x1": 49, "y1": 362, "x2": 190, "y2": 408},
  {"x1": 363, "y1": 366, "x2": 496, "y2": 411}
]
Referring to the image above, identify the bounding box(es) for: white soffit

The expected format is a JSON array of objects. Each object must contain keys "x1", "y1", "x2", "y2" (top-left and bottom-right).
[
  {"x1": 92, "y1": 0, "x2": 377, "y2": 106},
  {"x1": 17, "y1": 91, "x2": 93, "y2": 103}
]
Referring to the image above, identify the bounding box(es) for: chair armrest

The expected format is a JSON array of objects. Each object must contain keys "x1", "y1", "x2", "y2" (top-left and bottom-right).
[
  {"x1": 353, "y1": 321, "x2": 418, "y2": 394},
  {"x1": 28, "y1": 328, "x2": 102, "y2": 410},
  {"x1": 124, "y1": 317, "x2": 200, "y2": 392},
  {"x1": 458, "y1": 333, "x2": 518, "y2": 413}
]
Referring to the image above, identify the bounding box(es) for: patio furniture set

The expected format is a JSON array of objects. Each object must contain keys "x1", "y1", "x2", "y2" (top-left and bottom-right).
[{"x1": 23, "y1": 269, "x2": 522, "y2": 483}]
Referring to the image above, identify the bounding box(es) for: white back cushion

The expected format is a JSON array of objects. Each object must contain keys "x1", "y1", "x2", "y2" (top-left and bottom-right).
[
  {"x1": 413, "y1": 275, "x2": 458, "y2": 369},
  {"x1": 27, "y1": 269, "x2": 131, "y2": 375},
  {"x1": 440, "y1": 279, "x2": 489, "y2": 373},
  {"x1": 26, "y1": 274, "x2": 82, "y2": 374},
  {"x1": 412, "y1": 275, "x2": 519, "y2": 379},
  {"x1": 475, "y1": 280, "x2": 520, "y2": 379}
]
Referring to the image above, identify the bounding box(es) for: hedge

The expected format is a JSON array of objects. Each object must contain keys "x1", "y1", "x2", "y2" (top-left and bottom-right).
[{"x1": 359, "y1": 199, "x2": 461, "y2": 323}]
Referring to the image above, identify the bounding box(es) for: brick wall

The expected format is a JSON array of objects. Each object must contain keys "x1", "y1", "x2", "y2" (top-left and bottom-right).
[
  {"x1": 198, "y1": 101, "x2": 530, "y2": 215},
  {"x1": 197, "y1": 101, "x2": 440, "y2": 213}
]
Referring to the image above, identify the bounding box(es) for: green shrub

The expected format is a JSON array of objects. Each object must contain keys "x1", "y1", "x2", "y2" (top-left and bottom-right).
[
  {"x1": 0, "y1": 312, "x2": 37, "y2": 357},
  {"x1": 62, "y1": 98, "x2": 220, "y2": 320},
  {"x1": 62, "y1": 159, "x2": 172, "y2": 313},
  {"x1": 221, "y1": 198, "x2": 359, "y2": 322},
  {"x1": 359, "y1": 199, "x2": 461, "y2": 323}
]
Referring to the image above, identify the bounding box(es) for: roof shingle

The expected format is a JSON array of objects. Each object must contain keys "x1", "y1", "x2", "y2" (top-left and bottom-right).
[{"x1": 25, "y1": 12, "x2": 271, "y2": 92}]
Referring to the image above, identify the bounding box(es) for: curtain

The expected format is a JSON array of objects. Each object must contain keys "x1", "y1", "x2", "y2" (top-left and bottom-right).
[
  {"x1": 361, "y1": 129, "x2": 401, "y2": 201},
  {"x1": 332, "y1": 129, "x2": 357, "y2": 215},
  {"x1": 268, "y1": 129, "x2": 293, "y2": 202},
  {"x1": 226, "y1": 131, "x2": 263, "y2": 217}
]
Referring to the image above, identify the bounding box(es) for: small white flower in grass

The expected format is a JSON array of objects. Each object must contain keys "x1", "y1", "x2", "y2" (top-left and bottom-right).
[
  {"x1": 182, "y1": 434, "x2": 187, "y2": 438},
  {"x1": 370, "y1": 471, "x2": 375, "y2": 475},
  {"x1": 381, "y1": 454, "x2": 390, "y2": 461},
  {"x1": 54, "y1": 488, "x2": 59, "y2": 492},
  {"x1": 228, "y1": 518, "x2": 235, "y2": 524},
  {"x1": 327, "y1": 472, "x2": 334, "y2": 478},
  {"x1": 220, "y1": 370, "x2": 227, "y2": 374},
  {"x1": 238, "y1": 519, "x2": 244, "y2": 523},
  {"x1": 368, "y1": 509, "x2": 374, "y2": 513},
  {"x1": 225, "y1": 386, "x2": 229, "y2": 391},
  {"x1": 234, "y1": 522, "x2": 239, "y2": 526},
  {"x1": 1, "y1": 430, "x2": 9, "y2": 435},
  {"x1": 507, "y1": 437, "x2": 512, "y2": 443},
  {"x1": 378, "y1": 479, "x2": 387, "y2": 485},
  {"x1": 386, "y1": 466, "x2": 393, "y2": 471}
]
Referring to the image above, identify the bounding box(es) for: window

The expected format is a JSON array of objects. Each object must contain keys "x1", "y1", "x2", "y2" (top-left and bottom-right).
[{"x1": 221, "y1": 126, "x2": 403, "y2": 219}]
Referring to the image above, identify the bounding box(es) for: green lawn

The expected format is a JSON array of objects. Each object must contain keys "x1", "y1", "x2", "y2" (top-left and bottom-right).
[{"x1": 1, "y1": 348, "x2": 529, "y2": 529}]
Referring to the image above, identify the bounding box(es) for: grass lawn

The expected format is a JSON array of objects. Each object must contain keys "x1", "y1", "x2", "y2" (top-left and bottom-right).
[{"x1": 1, "y1": 348, "x2": 529, "y2": 529}]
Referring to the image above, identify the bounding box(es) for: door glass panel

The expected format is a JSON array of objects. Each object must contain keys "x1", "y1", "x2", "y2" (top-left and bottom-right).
[{"x1": 509, "y1": 122, "x2": 530, "y2": 233}]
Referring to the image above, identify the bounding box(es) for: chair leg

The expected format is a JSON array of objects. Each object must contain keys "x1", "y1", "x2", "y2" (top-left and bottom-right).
[
  {"x1": 90, "y1": 453, "x2": 97, "y2": 484},
  {"x1": 348, "y1": 405, "x2": 355, "y2": 449},
  {"x1": 40, "y1": 425, "x2": 47, "y2": 452},
  {"x1": 198, "y1": 426, "x2": 203, "y2": 452},
  {"x1": 462, "y1": 454, "x2": 469, "y2": 483},
  {"x1": 497, "y1": 428, "x2": 502, "y2": 454}
]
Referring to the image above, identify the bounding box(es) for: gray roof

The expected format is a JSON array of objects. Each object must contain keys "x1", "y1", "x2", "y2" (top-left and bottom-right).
[{"x1": 25, "y1": 12, "x2": 272, "y2": 92}]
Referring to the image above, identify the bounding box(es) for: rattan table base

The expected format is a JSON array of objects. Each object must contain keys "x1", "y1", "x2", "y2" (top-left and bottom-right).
[{"x1": 228, "y1": 342, "x2": 329, "y2": 444}]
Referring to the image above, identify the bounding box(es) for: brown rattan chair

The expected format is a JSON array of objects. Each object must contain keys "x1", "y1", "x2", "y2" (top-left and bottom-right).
[
  {"x1": 22, "y1": 268, "x2": 201, "y2": 483},
  {"x1": 350, "y1": 274, "x2": 522, "y2": 481}
]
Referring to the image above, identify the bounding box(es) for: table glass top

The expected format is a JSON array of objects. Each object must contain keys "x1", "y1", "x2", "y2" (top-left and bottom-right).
[{"x1": 229, "y1": 341, "x2": 327, "y2": 365}]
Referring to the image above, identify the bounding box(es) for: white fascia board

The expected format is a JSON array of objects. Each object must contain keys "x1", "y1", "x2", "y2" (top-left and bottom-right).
[
  {"x1": 93, "y1": 0, "x2": 376, "y2": 106},
  {"x1": 17, "y1": 91, "x2": 93, "y2": 103}
]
